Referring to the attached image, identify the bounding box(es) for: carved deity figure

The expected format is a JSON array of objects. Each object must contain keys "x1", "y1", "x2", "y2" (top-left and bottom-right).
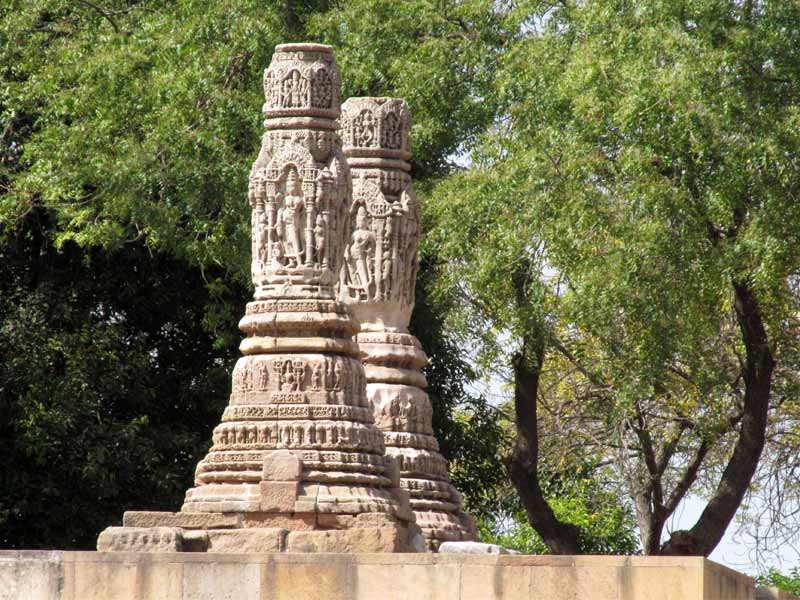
[
  {"x1": 314, "y1": 214, "x2": 326, "y2": 267},
  {"x1": 344, "y1": 206, "x2": 376, "y2": 300},
  {"x1": 281, "y1": 70, "x2": 307, "y2": 108},
  {"x1": 257, "y1": 362, "x2": 269, "y2": 389},
  {"x1": 381, "y1": 112, "x2": 402, "y2": 149},
  {"x1": 311, "y1": 362, "x2": 322, "y2": 390},
  {"x1": 311, "y1": 69, "x2": 333, "y2": 108},
  {"x1": 277, "y1": 169, "x2": 305, "y2": 267},
  {"x1": 353, "y1": 109, "x2": 376, "y2": 147}
]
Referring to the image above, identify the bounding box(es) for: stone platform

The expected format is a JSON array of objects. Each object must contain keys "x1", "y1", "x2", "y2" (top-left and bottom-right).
[{"x1": 0, "y1": 551, "x2": 770, "y2": 600}]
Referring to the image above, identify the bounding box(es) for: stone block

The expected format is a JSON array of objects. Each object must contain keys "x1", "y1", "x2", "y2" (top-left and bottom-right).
[
  {"x1": 286, "y1": 526, "x2": 408, "y2": 553},
  {"x1": 621, "y1": 564, "x2": 701, "y2": 600},
  {"x1": 243, "y1": 512, "x2": 316, "y2": 531},
  {"x1": 259, "y1": 481, "x2": 300, "y2": 513},
  {"x1": 0, "y1": 553, "x2": 63, "y2": 600},
  {"x1": 353, "y1": 561, "x2": 461, "y2": 600},
  {"x1": 68, "y1": 559, "x2": 138, "y2": 600},
  {"x1": 438, "y1": 541, "x2": 519, "y2": 555},
  {"x1": 264, "y1": 559, "x2": 353, "y2": 600},
  {"x1": 459, "y1": 564, "x2": 531, "y2": 600},
  {"x1": 317, "y1": 514, "x2": 356, "y2": 529},
  {"x1": 263, "y1": 450, "x2": 302, "y2": 482},
  {"x1": 182, "y1": 560, "x2": 261, "y2": 600},
  {"x1": 532, "y1": 565, "x2": 621, "y2": 600},
  {"x1": 205, "y1": 528, "x2": 287, "y2": 553},
  {"x1": 123, "y1": 511, "x2": 240, "y2": 529},
  {"x1": 134, "y1": 559, "x2": 184, "y2": 600},
  {"x1": 96, "y1": 527, "x2": 183, "y2": 552}
]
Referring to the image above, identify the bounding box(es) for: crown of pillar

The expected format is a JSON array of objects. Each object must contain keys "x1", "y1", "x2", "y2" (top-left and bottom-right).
[
  {"x1": 262, "y1": 43, "x2": 341, "y2": 125},
  {"x1": 340, "y1": 97, "x2": 412, "y2": 169}
]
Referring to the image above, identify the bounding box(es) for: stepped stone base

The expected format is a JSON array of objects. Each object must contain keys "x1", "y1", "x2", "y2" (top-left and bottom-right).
[
  {"x1": 97, "y1": 510, "x2": 418, "y2": 554},
  {"x1": 0, "y1": 551, "x2": 771, "y2": 600}
]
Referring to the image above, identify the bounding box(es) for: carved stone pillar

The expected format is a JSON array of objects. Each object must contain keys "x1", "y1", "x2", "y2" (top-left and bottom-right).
[
  {"x1": 97, "y1": 45, "x2": 417, "y2": 554},
  {"x1": 339, "y1": 97, "x2": 476, "y2": 550}
]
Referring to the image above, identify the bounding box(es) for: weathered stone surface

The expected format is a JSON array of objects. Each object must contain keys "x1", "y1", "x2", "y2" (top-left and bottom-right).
[
  {"x1": 259, "y1": 481, "x2": 300, "y2": 513},
  {"x1": 438, "y1": 541, "x2": 520, "y2": 555},
  {"x1": 96, "y1": 527, "x2": 183, "y2": 553},
  {"x1": 263, "y1": 450, "x2": 303, "y2": 481},
  {"x1": 122, "y1": 511, "x2": 240, "y2": 529},
  {"x1": 206, "y1": 528, "x2": 287, "y2": 553},
  {"x1": 243, "y1": 512, "x2": 316, "y2": 530},
  {"x1": 96, "y1": 44, "x2": 415, "y2": 553},
  {"x1": 180, "y1": 44, "x2": 413, "y2": 529},
  {"x1": 286, "y1": 526, "x2": 410, "y2": 553},
  {"x1": 1, "y1": 551, "x2": 763, "y2": 600},
  {"x1": 338, "y1": 96, "x2": 475, "y2": 549}
]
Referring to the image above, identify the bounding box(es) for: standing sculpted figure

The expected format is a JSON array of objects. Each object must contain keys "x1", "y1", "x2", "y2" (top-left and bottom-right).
[
  {"x1": 277, "y1": 168, "x2": 305, "y2": 267},
  {"x1": 344, "y1": 206, "x2": 376, "y2": 300}
]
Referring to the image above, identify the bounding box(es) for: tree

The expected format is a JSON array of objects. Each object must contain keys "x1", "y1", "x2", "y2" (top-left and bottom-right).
[
  {"x1": 426, "y1": 0, "x2": 800, "y2": 556},
  {"x1": 756, "y1": 567, "x2": 800, "y2": 596},
  {"x1": 0, "y1": 209, "x2": 242, "y2": 548}
]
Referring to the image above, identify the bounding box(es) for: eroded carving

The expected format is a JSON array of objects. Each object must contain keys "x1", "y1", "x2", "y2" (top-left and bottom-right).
[{"x1": 339, "y1": 96, "x2": 476, "y2": 549}]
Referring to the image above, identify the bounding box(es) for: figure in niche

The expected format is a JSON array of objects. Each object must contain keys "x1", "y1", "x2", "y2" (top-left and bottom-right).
[
  {"x1": 343, "y1": 206, "x2": 376, "y2": 300},
  {"x1": 311, "y1": 362, "x2": 322, "y2": 390},
  {"x1": 353, "y1": 109, "x2": 375, "y2": 147},
  {"x1": 382, "y1": 112, "x2": 402, "y2": 149},
  {"x1": 257, "y1": 362, "x2": 269, "y2": 389},
  {"x1": 256, "y1": 209, "x2": 268, "y2": 264},
  {"x1": 292, "y1": 360, "x2": 306, "y2": 390},
  {"x1": 314, "y1": 214, "x2": 326, "y2": 268},
  {"x1": 333, "y1": 361, "x2": 343, "y2": 391},
  {"x1": 270, "y1": 240, "x2": 285, "y2": 269},
  {"x1": 281, "y1": 70, "x2": 306, "y2": 108},
  {"x1": 276, "y1": 169, "x2": 305, "y2": 267},
  {"x1": 382, "y1": 245, "x2": 392, "y2": 298},
  {"x1": 282, "y1": 369, "x2": 296, "y2": 392},
  {"x1": 311, "y1": 69, "x2": 333, "y2": 108}
]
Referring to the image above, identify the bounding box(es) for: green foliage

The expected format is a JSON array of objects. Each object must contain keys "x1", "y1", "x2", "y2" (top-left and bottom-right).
[
  {"x1": 0, "y1": 212, "x2": 242, "y2": 548},
  {"x1": 411, "y1": 257, "x2": 508, "y2": 520},
  {"x1": 3, "y1": 0, "x2": 749, "y2": 555},
  {"x1": 756, "y1": 568, "x2": 800, "y2": 595},
  {"x1": 479, "y1": 469, "x2": 639, "y2": 555}
]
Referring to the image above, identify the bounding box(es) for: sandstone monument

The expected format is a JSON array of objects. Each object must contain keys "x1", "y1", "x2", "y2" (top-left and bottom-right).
[
  {"x1": 97, "y1": 43, "x2": 418, "y2": 553},
  {"x1": 338, "y1": 97, "x2": 476, "y2": 549}
]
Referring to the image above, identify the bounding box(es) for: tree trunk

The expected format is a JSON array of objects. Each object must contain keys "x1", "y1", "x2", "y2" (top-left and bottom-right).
[
  {"x1": 634, "y1": 492, "x2": 665, "y2": 555},
  {"x1": 660, "y1": 279, "x2": 774, "y2": 555},
  {"x1": 506, "y1": 337, "x2": 582, "y2": 554}
]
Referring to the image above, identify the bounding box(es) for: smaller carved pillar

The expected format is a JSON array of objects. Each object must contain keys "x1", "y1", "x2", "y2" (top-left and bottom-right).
[{"x1": 339, "y1": 97, "x2": 476, "y2": 549}]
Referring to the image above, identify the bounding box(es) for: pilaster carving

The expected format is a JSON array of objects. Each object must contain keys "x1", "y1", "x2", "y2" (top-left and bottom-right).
[{"x1": 339, "y1": 98, "x2": 476, "y2": 549}]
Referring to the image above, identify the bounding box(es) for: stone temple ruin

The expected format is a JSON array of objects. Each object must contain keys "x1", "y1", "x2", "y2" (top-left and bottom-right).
[
  {"x1": 9, "y1": 41, "x2": 784, "y2": 600},
  {"x1": 96, "y1": 43, "x2": 474, "y2": 554}
]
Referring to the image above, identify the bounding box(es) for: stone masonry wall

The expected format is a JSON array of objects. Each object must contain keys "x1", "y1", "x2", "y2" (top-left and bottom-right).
[{"x1": 0, "y1": 551, "x2": 774, "y2": 600}]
